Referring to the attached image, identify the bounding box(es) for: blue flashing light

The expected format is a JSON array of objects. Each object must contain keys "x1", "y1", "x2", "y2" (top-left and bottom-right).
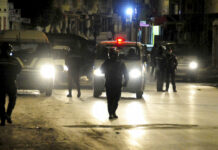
[{"x1": 126, "y1": 8, "x2": 133, "y2": 15}]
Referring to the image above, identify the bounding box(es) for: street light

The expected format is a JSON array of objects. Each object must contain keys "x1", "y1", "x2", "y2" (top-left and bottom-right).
[
  {"x1": 126, "y1": 8, "x2": 133, "y2": 16},
  {"x1": 126, "y1": 7, "x2": 133, "y2": 22}
]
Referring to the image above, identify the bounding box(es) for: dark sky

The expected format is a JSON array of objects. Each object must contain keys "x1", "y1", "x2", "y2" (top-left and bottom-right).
[{"x1": 8, "y1": 0, "x2": 53, "y2": 18}]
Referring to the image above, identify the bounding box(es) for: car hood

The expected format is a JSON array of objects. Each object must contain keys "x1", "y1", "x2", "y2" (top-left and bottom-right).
[{"x1": 177, "y1": 56, "x2": 198, "y2": 64}]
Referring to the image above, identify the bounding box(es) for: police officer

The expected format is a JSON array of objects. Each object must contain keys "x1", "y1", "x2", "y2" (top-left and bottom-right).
[
  {"x1": 0, "y1": 42, "x2": 23, "y2": 126},
  {"x1": 150, "y1": 43, "x2": 158, "y2": 77},
  {"x1": 65, "y1": 49, "x2": 81, "y2": 98},
  {"x1": 165, "y1": 47, "x2": 178, "y2": 92},
  {"x1": 155, "y1": 46, "x2": 166, "y2": 92},
  {"x1": 101, "y1": 48, "x2": 129, "y2": 119}
]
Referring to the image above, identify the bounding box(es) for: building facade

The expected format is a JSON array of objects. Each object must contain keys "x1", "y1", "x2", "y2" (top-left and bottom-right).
[{"x1": 0, "y1": 0, "x2": 9, "y2": 31}]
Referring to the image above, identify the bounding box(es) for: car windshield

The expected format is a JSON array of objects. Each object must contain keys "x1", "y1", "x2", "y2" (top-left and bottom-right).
[
  {"x1": 52, "y1": 45, "x2": 69, "y2": 59},
  {"x1": 96, "y1": 45, "x2": 140, "y2": 60},
  {"x1": 165, "y1": 43, "x2": 200, "y2": 56},
  {"x1": 10, "y1": 43, "x2": 50, "y2": 57}
]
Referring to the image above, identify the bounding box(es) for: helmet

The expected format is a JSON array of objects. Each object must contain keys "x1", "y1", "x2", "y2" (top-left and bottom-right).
[
  {"x1": 0, "y1": 42, "x2": 13, "y2": 56},
  {"x1": 157, "y1": 46, "x2": 166, "y2": 56}
]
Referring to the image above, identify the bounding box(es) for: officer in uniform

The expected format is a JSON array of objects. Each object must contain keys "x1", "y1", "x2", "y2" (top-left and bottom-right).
[
  {"x1": 150, "y1": 43, "x2": 158, "y2": 77},
  {"x1": 165, "y1": 47, "x2": 178, "y2": 92},
  {"x1": 155, "y1": 46, "x2": 166, "y2": 92},
  {"x1": 101, "y1": 48, "x2": 129, "y2": 119},
  {"x1": 0, "y1": 42, "x2": 23, "y2": 126},
  {"x1": 65, "y1": 49, "x2": 81, "y2": 98}
]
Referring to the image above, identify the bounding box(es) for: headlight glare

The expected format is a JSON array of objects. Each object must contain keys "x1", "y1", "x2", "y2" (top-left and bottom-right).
[
  {"x1": 94, "y1": 68, "x2": 104, "y2": 77},
  {"x1": 40, "y1": 64, "x2": 55, "y2": 78},
  {"x1": 189, "y1": 61, "x2": 198, "y2": 70},
  {"x1": 129, "y1": 69, "x2": 141, "y2": 78},
  {"x1": 63, "y1": 65, "x2": 68, "y2": 71}
]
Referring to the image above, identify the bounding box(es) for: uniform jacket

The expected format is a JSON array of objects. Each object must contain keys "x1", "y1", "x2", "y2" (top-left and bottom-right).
[
  {"x1": 0, "y1": 56, "x2": 23, "y2": 85},
  {"x1": 166, "y1": 53, "x2": 178, "y2": 70},
  {"x1": 101, "y1": 59, "x2": 129, "y2": 87},
  {"x1": 65, "y1": 53, "x2": 81, "y2": 71}
]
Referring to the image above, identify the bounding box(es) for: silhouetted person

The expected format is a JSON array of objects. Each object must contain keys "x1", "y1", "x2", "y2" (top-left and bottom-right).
[
  {"x1": 165, "y1": 48, "x2": 178, "y2": 92},
  {"x1": 65, "y1": 50, "x2": 81, "y2": 98},
  {"x1": 155, "y1": 46, "x2": 166, "y2": 92},
  {"x1": 101, "y1": 48, "x2": 129, "y2": 119},
  {"x1": 0, "y1": 42, "x2": 23, "y2": 126},
  {"x1": 150, "y1": 43, "x2": 158, "y2": 78},
  {"x1": 128, "y1": 47, "x2": 137, "y2": 58}
]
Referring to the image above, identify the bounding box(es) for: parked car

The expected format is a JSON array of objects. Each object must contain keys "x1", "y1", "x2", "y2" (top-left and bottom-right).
[{"x1": 0, "y1": 30, "x2": 54, "y2": 96}]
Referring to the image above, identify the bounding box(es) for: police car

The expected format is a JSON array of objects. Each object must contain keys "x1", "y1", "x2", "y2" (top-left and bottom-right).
[{"x1": 93, "y1": 38, "x2": 146, "y2": 99}]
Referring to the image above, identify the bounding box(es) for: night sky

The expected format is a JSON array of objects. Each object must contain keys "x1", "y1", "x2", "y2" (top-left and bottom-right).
[{"x1": 8, "y1": 0, "x2": 53, "y2": 19}]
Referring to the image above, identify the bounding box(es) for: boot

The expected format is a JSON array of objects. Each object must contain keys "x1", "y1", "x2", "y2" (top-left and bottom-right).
[
  {"x1": 77, "y1": 91, "x2": 81, "y2": 98},
  {"x1": 6, "y1": 115, "x2": 12, "y2": 124}
]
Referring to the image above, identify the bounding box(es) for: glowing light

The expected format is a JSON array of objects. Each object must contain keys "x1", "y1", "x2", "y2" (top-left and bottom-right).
[
  {"x1": 189, "y1": 61, "x2": 198, "y2": 70},
  {"x1": 63, "y1": 65, "x2": 68, "y2": 71},
  {"x1": 129, "y1": 69, "x2": 141, "y2": 78},
  {"x1": 126, "y1": 8, "x2": 133, "y2": 15},
  {"x1": 92, "y1": 101, "x2": 107, "y2": 121},
  {"x1": 125, "y1": 102, "x2": 146, "y2": 124},
  {"x1": 94, "y1": 68, "x2": 104, "y2": 77},
  {"x1": 40, "y1": 64, "x2": 55, "y2": 79},
  {"x1": 116, "y1": 37, "x2": 125, "y2": 44}
]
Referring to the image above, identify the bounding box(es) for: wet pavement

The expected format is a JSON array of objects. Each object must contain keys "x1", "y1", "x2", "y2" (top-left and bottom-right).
[{"x1": 1, "y1": 82, "x2": 218, "y2": 149}]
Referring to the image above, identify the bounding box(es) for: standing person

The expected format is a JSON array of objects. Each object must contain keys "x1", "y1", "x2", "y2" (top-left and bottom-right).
[
  {"x1": 0, "y1": 42, "x2": 23, "y2": 126},
  {"x1": 165, "y1": 47, "x2": 178, "y2": 92},
  {"x1": 65, "y1": 49, "x2": 81, "y2": 98},
  {"x1": 150, "y1": 43, "x2": 158, "y2": 78},
  {"x1": 101, "y1": 48, "x2": 129, "y2": 119},
  {"x1": 155, "y1": 46, "x2": 166, "y2": 92},
  {"x1": 137, "y1": 27, "x2": 142, "y2": 42}
]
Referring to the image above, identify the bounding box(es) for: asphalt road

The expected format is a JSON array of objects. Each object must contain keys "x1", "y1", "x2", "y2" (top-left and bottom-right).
[{"x1": 1, "y1": 82, "x2": 218, "y2": 150}]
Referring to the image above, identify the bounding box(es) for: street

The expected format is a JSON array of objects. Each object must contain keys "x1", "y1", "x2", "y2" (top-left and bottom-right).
[{"x1": 1, "y1": 82, "x2": 218, "y2": 150}]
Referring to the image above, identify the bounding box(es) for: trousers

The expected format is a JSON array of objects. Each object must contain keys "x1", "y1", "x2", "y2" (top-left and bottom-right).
[
  {"x1": 0, "y1": 83, "x2": 17, "y2": 121},
  {"x1": 105, "y1": 85, "x2": 121, "y2": 115}
]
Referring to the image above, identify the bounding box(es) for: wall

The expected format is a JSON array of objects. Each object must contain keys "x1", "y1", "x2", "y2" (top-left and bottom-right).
[
  {"x1": 0, "y1": 0, "x2": 9, "y2": 31},
  {"x1": 205, "y1": 0, "x2": 218, "y2": 14}
]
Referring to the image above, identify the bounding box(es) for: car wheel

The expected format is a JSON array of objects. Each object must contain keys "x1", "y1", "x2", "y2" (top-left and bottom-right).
[
  {"x1": 45, "y1": 89, "x2": 52, "y2": 96},
  {"x1": 93, "y1": 90, "x2": 102, "y2": 98},
  {"x1": 136, "y1": 91, "x2": 143, "y2": 99}
]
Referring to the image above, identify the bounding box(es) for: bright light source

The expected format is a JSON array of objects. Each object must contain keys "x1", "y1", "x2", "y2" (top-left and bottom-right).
[
  {"x1": 40, "y1": 64, "x2": 55, "y2": 79},
  {"x1": 189, "y1": 61, "x2": 198, "y2": 70},
  {"x1": 126, "y1": 8, "x2": 133, "y2": 15},
  {"x1": 116, "y1": 37, "x2": 125, "y2": 44},
  {"x1": 153, "y1": 26, "x2": 160, "y2": 35},
  {"x1": 129, "y1": 69, "x2": 141, "y2": 78},
  {"x1": 94, "y1": 68, "x2": 104, "y2": 77},
  {"x1": 63, "y1": 65, "x2": 68, "y2": 71}
]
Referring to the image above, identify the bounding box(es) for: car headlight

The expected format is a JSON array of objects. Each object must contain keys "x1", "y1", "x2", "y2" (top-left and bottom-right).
[
  {"x1": 189, "y1": 61, "x2": 198, "y2": 70},
  {"x1": 129, "y1": 69, "x2": 141, "y2": 78},
  {"x1": 40, "y1": 64, "x2": 55, "y2": 79},
  {"x1": 94, "y1": 68, "x2": 104, "y2": 77},
  {"x1": 63, "y1": 65, "x2": 68, "y2": 72}
]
